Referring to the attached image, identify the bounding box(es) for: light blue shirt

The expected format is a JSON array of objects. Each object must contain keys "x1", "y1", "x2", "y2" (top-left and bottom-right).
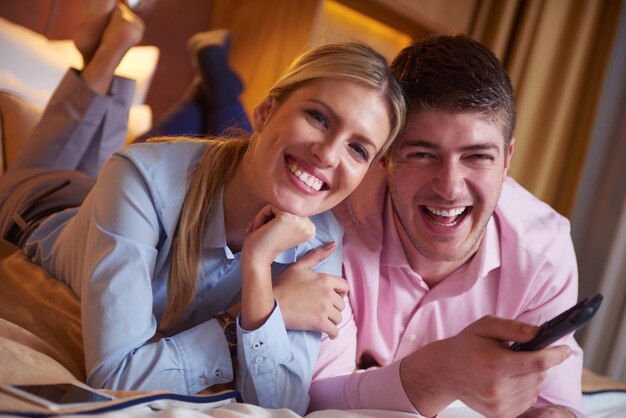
[{"x1": 24, "y1": 141, "x2": 343, "y2": 414}]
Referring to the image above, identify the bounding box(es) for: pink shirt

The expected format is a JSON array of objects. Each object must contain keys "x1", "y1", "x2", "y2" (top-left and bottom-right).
[{"x1": 309, "y1": 166, "x2": 583, "y2": 416}]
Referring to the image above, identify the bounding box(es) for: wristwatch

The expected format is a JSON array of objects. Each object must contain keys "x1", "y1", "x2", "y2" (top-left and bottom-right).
[{"x1": 215, "y1": 311, "x2": 237, "y2": 357}]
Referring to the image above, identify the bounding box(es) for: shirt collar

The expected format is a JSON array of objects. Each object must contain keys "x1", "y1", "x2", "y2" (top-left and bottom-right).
[
  {"x1": 446, "y1": 218, "x2": 501, "y2": 294},
  {"x1": 478, "y1": 216, "x2": 501, "y2": 278},
  {"x1": 203, "y1": 186, "x2": 232, "y2": 258},
  {"x1": 381, "y1": 193, "x2": 411, "y2": 268}
]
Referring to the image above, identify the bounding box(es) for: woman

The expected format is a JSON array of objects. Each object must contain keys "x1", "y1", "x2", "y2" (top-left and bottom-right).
[{"x1": 0, "y1": 4, "x2": 406, "y2": 414}]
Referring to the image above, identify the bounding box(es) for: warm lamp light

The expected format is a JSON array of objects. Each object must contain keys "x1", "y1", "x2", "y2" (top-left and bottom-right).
[{"x1": 312, "y1": 0, "x2": 413, "y2": 62}]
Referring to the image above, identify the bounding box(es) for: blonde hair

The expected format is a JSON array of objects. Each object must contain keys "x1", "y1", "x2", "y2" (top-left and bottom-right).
[{"x1": 160, "y1": 42, "x2": 406, "y2": 330}]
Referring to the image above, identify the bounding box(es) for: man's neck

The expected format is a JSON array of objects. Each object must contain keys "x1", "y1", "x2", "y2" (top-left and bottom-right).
[
  {"x1": 393, "y1": 216, "x2": 478, "y2": 289},
  {"x1": 409, "y1": 252, "x2": 466, "y2": 289}
]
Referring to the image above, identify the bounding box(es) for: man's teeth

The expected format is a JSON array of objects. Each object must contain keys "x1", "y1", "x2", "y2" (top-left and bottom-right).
[
  {"x1": 424, "y1": 206, "x2": 467, "y2": 227},
  {"x1": 289, "y1": 162, "x2": 323, "y2": 191},
  {"x1": 426, "y1": 206, "x2": 466, "y2": 217}
]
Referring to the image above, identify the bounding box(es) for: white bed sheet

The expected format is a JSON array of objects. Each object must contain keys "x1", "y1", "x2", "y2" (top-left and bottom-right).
[{"x1": 21, "y1": 392, "x2": 624, "y2": 418}]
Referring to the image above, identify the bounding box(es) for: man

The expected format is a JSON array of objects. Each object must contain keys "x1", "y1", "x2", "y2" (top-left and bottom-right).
[{"x1": 307, "y1": 35, "x2": 582, "y2": 418}]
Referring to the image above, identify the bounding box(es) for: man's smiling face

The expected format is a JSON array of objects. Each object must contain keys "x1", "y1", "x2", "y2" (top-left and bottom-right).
[{"x1": 384, "y1": 110, "x2": 514, "y2": 274}]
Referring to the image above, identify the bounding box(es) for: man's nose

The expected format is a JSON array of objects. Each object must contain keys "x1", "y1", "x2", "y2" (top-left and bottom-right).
[{"x1": 432, "y1": 160, "x2": 464, "y2": 200}]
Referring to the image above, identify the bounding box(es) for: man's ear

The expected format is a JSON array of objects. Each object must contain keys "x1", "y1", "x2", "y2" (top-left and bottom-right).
[
  {"x1": 504, "y1": 137, "x2": 515, "y2": 173},
  {"x1": 252, "y1": 97, "x2": 274, "y2": 133},
  {"x1": 379, "y1": 154, "x2": 390, "y2": 169}
]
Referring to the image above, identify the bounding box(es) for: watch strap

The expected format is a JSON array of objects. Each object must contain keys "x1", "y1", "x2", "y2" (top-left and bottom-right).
[{"x1": 215, "y1": 311, "x2": 237, "y2": 357}]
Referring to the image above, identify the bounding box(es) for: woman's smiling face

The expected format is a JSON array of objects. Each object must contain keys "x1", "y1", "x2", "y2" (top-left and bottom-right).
[{"x1": 246, "y1": 78, "x2": 392, "y2": 217}]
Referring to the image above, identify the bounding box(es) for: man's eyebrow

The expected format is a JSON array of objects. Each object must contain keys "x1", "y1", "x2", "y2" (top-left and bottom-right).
[
  {"x1": 399, "y1": 140, "x2": 501, "y2": 155},
  {"x1": 460, "y1": 143, "x2": 501, "y2": 155},
  {"x1": 398, "y1": 139, "x2": 439, "y2": 149}
]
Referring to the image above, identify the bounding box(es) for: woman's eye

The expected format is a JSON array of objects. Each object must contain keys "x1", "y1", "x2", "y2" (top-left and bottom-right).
[
  {"x1": 350, "y1": 143, "x2": 370, "y2": 162},
  {"x1": 305, "y1": 110, "x2": 328, "y2": 128}
]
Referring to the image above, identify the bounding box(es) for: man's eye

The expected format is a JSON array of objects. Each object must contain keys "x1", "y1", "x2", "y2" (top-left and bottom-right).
[
  {"x1": 305, "y1": 110, "x2": 328, "y2": 128},
  {"x1": 408, "y1": 152, "x2": 433, "y2": 159},
  {"x1": 350, "y1": 143, "x2": 370, "y2": 162},
  {"x1": 468, "y1": 154, "x2": 495, "y2": 161}
]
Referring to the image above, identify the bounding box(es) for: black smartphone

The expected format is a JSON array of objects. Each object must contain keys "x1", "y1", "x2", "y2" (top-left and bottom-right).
[
  {"x1": 510, "y1": 293, "x2": 603, "y2": 351},
  {"x1": 2, "y1": 383, "x2": 115, "y2": 410}
]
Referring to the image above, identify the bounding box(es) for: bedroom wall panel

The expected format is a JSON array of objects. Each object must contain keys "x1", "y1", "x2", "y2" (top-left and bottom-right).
[{"x1": 208, "y1": 0, "x2": 321, "y2": 116}]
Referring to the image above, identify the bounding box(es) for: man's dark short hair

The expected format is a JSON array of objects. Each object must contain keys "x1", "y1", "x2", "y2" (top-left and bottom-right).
[{"x1": 390, "y1": 35, "x2": 516, "y2": 148}]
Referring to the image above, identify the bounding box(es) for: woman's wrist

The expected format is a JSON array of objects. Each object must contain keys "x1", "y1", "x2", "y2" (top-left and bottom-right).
[{"x1": 240, "y1": 263, "x2": 275, "y2": 330}]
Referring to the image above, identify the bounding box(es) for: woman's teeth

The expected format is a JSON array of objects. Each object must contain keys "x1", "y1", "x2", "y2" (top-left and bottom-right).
[{"x1": 289, "y1": 162, "x2": 323, "y2": 191}]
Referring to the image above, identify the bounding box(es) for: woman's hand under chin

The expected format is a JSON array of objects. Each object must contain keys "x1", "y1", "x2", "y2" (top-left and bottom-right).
[{"x1": 242, "y1": 204, "x2": 316, "y2": 266}]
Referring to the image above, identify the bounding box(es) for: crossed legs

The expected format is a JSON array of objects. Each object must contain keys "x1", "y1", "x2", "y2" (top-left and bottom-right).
[
  {"x1": 2, "y1": 1, "x2": 251, "y2": 247},
  {"x1": 8, "y1": 2, "x2": 145, "y2": 177},
  {"x1": 0, "y1": 2, "x2": 144, "y2": 244},
  {"x1": 139, "y1": 29, "x2": 251, "y2": 140}
]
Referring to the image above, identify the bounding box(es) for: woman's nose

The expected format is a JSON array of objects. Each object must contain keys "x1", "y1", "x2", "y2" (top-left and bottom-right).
[{"x1": 311, "y1": 139, "x2": 341, "y2": 167}]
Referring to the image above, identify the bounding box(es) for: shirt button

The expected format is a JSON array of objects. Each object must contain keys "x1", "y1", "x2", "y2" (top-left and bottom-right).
[
  {"x1": 252, "y1": 341, "x2": 263, "y2": 350},
  {"x1": 214, "y1": 370, "x2": 222, "y2": 378},
  {"x1": 198, "y1": 376, "x2": 208, "y2": 385},
  {"x1": 409, "y1": 334, "x2": 417, "y2": 342},
  {"x1": 255, "y1": 356, "x2": 263, "y2": 364}
]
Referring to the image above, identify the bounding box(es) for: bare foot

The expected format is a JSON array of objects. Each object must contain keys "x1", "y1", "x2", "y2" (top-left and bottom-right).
[
  {"x1": 79, "y1": 3, "x2": 145, "y2": 95},
  {"x1": 98, "y1": 3, "x2": 145, "y2": 56},
  {"x1": 73, "y1": 0, "x2": 117, "y2": 66}
]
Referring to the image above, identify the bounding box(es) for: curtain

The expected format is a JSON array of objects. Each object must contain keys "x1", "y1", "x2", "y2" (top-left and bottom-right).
[
  {"x1": 572, "y1": 2, "x2": 626, "y2": 382},
  {"x1": 470, "y1": 0, "x2": 623, "y2": 217}
]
